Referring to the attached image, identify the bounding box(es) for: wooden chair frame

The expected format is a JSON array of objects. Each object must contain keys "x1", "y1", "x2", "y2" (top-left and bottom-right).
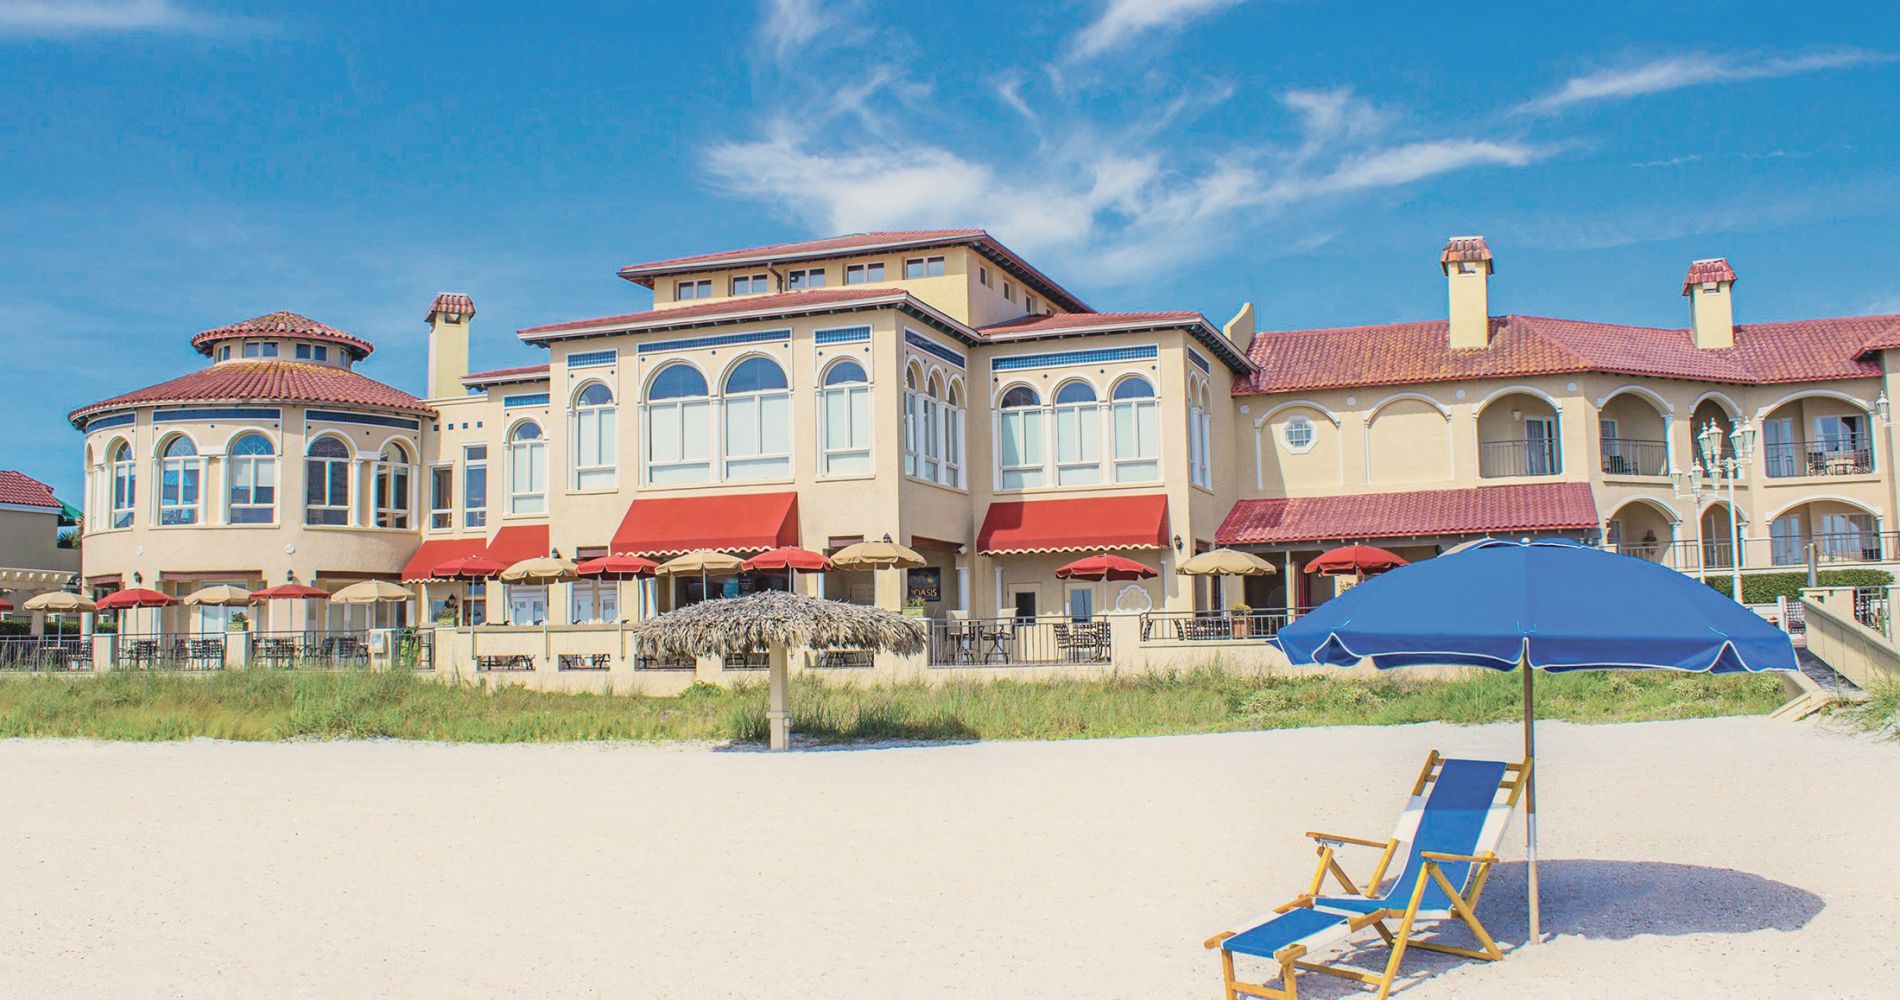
[{"x1": 1203, "y1": 751, "x2": 1532, "y2": 1000}]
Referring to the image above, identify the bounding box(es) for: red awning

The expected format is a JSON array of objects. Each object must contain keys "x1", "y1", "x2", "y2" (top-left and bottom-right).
[
  {"x1": 401, "y1": 538, "x2": 488, "y2": 582},
  {"x1": 611, "y1": 492, "x2": 798, "y2": 556},
  {"x1": 486, "y1": 524, "x2": 551, "y2": 565},
  {"x1": 977, "y1": 495, "x2": 1170, "y2": 555},
  {"x1": 1217, "y1": 483, "x2": 1598, "y2": 546}
]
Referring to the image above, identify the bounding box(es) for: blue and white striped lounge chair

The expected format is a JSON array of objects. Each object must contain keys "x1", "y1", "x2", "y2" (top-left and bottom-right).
[{"x1": 1204, "y1": 752, "x2": 1531, "y2": 1000}]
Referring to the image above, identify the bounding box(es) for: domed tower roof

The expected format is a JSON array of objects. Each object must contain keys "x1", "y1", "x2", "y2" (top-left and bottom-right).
[{"x1": 190, "y1": 310, "x2": 376, "y2": 360}]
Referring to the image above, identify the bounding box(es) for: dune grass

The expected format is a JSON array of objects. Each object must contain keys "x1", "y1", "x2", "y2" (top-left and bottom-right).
[
  {"x1": 0, "y1": 666, "x2": 1786, "y2": 744},
  {"x1": 1842, "y1": 681, "x2": 1900, "y2": 738}
]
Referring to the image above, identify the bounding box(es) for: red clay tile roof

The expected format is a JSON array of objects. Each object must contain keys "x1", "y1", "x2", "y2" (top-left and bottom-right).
[
  {"x1": 69, "y1": 361, "x2": 432, "y2": 427},
  {"x1": 0, "y1": 470, "x2": 60, "y2": 509},
  {"x1": 427, "y1": 293, "x2": 476, "y2": 321},
  {"x1": 519, "y1": 287, "x2": 925, "y2": 337},
  {"x1": 1242, "y1": 313, "x2": 1900, "y2": 394},
  {"x1": 980, "y1": 311, "x2": 1204, "y2": 335},
  {"x1": 1440, "y1": 236, "x2": 1493, "y2": 268},
  {"x1": 462, "y1": 364, "x2": 550, "y2": 387},
  {"x1": 1682, "y1": 258, "x2": 1737, "y2": 294},
  {"x1": 190, "y1": 311, "x2": 376, "y2": 359},
  {"x1": 614, "y1": 229, "x2": 1091, "y2": 313},
  {"x1": 1216, "y1": 483, "x2": 1599, "y2": 546}
]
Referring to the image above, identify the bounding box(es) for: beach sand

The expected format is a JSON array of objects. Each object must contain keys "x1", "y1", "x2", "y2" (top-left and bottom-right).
[{"x1": 2, "y1": 715, "x2": 1894, "y2": 998}]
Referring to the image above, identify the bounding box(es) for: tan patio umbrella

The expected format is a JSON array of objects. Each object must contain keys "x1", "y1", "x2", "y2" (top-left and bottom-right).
[
  {"x1": 23, "y1": 590, "x2": 98, "y2": 639},
  {"x1": 630, "y1": 590, "x2": 928, "y2": 750},
  {"x1": 498, "y1": 557, "x2": 578, "y2": 655},
  {"x1": 1177, "y1": 548, "x2": 1276, "y2": 614},
  {"x1": 330, "y1": 580, "x2": 415, "y2": 630},
  {"x1": 829, "y1": 539, "x2": 927, "y2": 570}
]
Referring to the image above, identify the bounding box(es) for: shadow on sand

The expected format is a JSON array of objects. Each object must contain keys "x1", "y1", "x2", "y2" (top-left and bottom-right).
[{"x1": 1243, "y1": 859, "x2": 1823, "y2": 998}]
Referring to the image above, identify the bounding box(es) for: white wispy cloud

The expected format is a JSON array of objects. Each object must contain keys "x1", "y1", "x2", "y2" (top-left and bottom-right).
[
  {"x1": 1518, "y1": 48, "x2": 1892, "y2": 115},
  {"x1": 759, "y1": 0, "x2": 840, "y2": 59},
  {"x1": 1069, "y1": 0, "x2": 1247, "y2": 59},
  {"x1": 0, "y1": 0, "x2": 257, "y2": 37}
]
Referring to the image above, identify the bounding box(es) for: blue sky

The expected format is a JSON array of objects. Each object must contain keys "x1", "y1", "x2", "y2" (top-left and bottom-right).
[{"x1": 3, "y1": 0, "x2": 1897, "y2": 502}]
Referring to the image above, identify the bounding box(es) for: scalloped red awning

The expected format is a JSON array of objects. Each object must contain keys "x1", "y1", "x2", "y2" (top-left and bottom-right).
[
  {"x1": 402, "y1": 538, "x2": 488, "y2": 582},
  {"x1": 610, "y1": 492, "x2": 798, "y2": 556},
  {"x1": 977, "y1": 495, "x2": 1170, "y2": 555}
]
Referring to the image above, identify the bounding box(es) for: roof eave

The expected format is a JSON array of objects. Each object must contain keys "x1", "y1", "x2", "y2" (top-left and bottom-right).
[{"x1": 517, "y1": 292, "x2": 982, "y2": 347}]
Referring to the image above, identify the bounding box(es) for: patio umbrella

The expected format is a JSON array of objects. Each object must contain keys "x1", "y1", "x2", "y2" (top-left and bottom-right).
[
  {"x1": 183, "y1": 584, "x2": 254, "y2": 636},
  {"x1": 743, "y1": 546, "x2": 833, "y2": 594},
  {"x1": 330, "y1": 580, "x2": 414, "y2": 630},
  {"x1": 431, "y1": 555, "x2": 504, "y2": 579},
  {"x1": 0, "y1": 598, "x2": 11, "y2": 612},
  {"x1": 630, "y1": 590, "x2": 928, "y2": 750},
  {"x1": 96, "y1": 587, "x2": 178, "y2": 639},
  {"x1": 1274, "y1": 538, "x2": 1798, "y2": 946},
  {"x1": 1055, "y1": 553, "x2": 1159, "y2": 580},
  {"x1": 659, "y1": 550, "x2": 746, "y2": 602},
  {"x1": 576, "y1": 554, "x2": 660, "y2": 579},
  {"x1": 22, "y1": 590, "x2": 98, "y2": 638},
  {"x1": 1176, "y1": 549, "x2": 1277, "y2": 576},
  {"x1": 249, "y1": 583, "x2": 331, "y2": 635},
  {"x1": 1305, "y1": 544, "x2": 1409, "y2": 577},
  {"x1": 829, "y1": 539, "x2": 927, "y2": 570}
]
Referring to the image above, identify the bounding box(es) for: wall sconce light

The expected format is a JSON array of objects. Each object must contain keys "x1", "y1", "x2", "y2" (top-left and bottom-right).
[
  {"x1": 1172, "y1": 534, "x2": 1184, "y2": 552},
  {"x1": 551, "y1": 548, "x2": 562, "y2": 559},
  {"x1": 881, "y1": 532, "x2": 893, "y2": 544},
  {"x1": 1511, "y1": 408, "x2": 1523, "y2": 421},
  {"x1": 285, "y1": 570, "x2": 296, "y2": 583},
  {"x1": 131, "y1": 572, "x2": 142, "y2": 585}
]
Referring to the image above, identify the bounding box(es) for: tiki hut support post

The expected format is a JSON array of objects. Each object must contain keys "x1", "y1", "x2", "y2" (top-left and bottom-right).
[{"x1": 767, "y1": 643, "x2": 792, "y2": 751}]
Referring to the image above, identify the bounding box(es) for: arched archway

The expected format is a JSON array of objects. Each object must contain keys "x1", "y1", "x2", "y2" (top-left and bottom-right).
[
  {"x1": 1476, "y1": 390, "x2": 1561, "y2": 478},
  {"x1": 1759, "y1": 392, "x2": 1876, "y2": 479},
  {"x1": 1605, "y1": 497, "x2": 1680, "y2": 563},
  {"x1": 1597, "y1": 388, "x2": 1670, "y2": 477}
]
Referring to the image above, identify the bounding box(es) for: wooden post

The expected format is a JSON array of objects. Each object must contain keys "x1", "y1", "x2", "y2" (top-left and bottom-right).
[{"x1": 767, "y1": 643, "x2": 791, "y2": 751}]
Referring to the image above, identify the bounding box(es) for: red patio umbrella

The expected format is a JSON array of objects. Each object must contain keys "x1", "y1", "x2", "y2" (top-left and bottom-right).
[
  {"x1": 576, "y1": 554, "x2": 661, "y2": 578},
  {"x1": 742, "y1": 546, "x2": 833, "y2": 573},
  {"x1": 0, "y1": 598, "x2": 12, "y2": 612},
  {"x1": 248, "y1": 584, "x2": 332, "y2": 601},
  {"x1": 1055, "y1": 553, "x2": 1160, "y2": 581},
  {"x1": 1305, "y1": 545, "x2": 1410, "y2": 577},
  {"x1": 95, "y1": 588, "x2": 178, "y2": 610},
  {"x1": 431, "y1": 555, "x2": 505, "y2": 579}
]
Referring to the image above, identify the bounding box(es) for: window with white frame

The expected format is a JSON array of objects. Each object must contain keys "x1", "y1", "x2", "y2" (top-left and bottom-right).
[
  {"x1": 731, "y1": 273, "x2": 770, "y2": 295},
  {"x1": 294, "y1": 344, "x2": 330, "y2": 362},
  {"x1": 241, "y1": 342, "x2": 280, "y2": 359},
  {"x1": 305, "y1": 436, "x2": 351, "y2": 526},
  {"x1": 507, "y1": 421, "x2": 547, "y2": 514},
  {"x1": 844, "y1": 262, "x2": 884, "y2": 284},
  {"x1": 429, "y1": 464, "x2": 452, "y2": 529},
  {"x1": 902, "y1": 364, "x2": 921, "y2": 477},
  {"x1": 723, "y1": 356, "x2": 791, "y2": 480},
  {"x1": 463, "y1": 445, "x2": 487, "y2": 527},
  {"x1": 787, "y1": 267, "x2": 826, "y2": 290},
  {"x1": 156, "y1": 435, "x2": 202, "y2": 525},
  {"x1": 1053, "y1": 380, "x2": 1101, "y2": 486},
  {"x1": 570, "y1": 578, "x2": 620, "y2": 624},
  {"x1": 1003, "y1": 281, "x2": 1014, "y2": 301},
  {"x1": 571, "y1": 382, "x2": 617, "y2": 489},
  {"x1": 921, "y1": 373, "x2": 945, "y2": 482},
  {"x1": 819, "y1": 359, "x2": 872, "y2": 476},
  {"x1": 904, "y1": 256, "x2": 945, "y2": 278},
  {"x1": 374, "y1": 441, "x2": 412, "y2": 528},
  {"x1": 998, "y1": 385, "x2": 1045, "y2": 489},
  {"x1": 943, "y1": 381, "x2": 964, "y2": 488},
  {"x1": 1026, "y1": 294, "x2": 1038, "y2": 314},
  {"x1": 226, "y1": 433, "x2": 276, "y2": 524},
  {"x1": 1110, "y1": 376, "x2": 1160, "y2": 482},
  {"x1": 110, "y1": 440, "x2": 136, "y2": 528},
  {"x1": 1281, "y1": 414, "x2": 1316, "y2": 452},
  {"x1": 645, "y1": 363, "x2": 712, "y2": 484},
  {"x1": 675, "y1": 279, "x2": 712, "y2": 300},
  {"x1": 1188, "y1": 379, "x2": 1211, "y2": 489},
  {"x1": 978, "y1": 265, "x2": 991, "y2": 286}
]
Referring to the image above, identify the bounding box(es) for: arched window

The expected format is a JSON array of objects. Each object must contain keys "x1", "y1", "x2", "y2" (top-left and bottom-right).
[
  {"x1": 819, "y1": 359, "x2": 872, "y2": 476},
  {"x1": 645, "y1": 363, "x2": 712, "y2": 484},
  {"x1": 156, "y1": 435, "x2": 202, "y2": 526},
  {"x1": 943, "y1": 381, "x2": 964, "y2": 488},
  {"x1": 1188, "y1": 379, "x2": 1212, "y2": 489},
  {"x1": 305, "y1": 436, "x2": 351, "y2": 526},
  {"x1": 902, "y1": 363, "x2": 923, "y2": 477},
  {"x1": 921, "y1": 373, "x2": 944, "y2": 482},
  {"x1": 507, "y1": 422, "x2": 547, "y2": 514},
  {"x1": 723, "y1": 356, "x2": 791, "y2": 480},
  {"x1": 374, "y1": 441, "x2": 412, "y2": 528},
  {"x1": 571, "y1": 382, "x2": 617, "y2": 490},
  {"x1": 227, "y1": 433, "x2": 276, "y2": 524},
  {"x1": 1053, "y1": 380, "x2": 1101, "y2": 486},
  {"x1": 1110, "y1": 376, "x2": 1160, "y2": 481},
  {"x1": 998, "y1": 385, "x2": 1045, "y2": 489},
  {"x1": 110, "y1": 440, "x2": 136, "y2": 529}
]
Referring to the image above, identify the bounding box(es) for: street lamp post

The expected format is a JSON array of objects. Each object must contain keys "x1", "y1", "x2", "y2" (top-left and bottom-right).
[{"x1": 1678, "y1": 418, "x2": 1756, "y2": 603}]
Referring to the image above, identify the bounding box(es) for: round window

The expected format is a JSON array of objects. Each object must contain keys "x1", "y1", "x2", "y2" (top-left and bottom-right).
[{"x1": 1282, "y1": 415, "x2": 1316, "y2": 452}]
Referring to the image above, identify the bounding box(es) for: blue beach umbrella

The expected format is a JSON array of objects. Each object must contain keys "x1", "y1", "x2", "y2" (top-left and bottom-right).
[{"x1": 1275, "y1": 538, "x2": 1798, "y2": 945}]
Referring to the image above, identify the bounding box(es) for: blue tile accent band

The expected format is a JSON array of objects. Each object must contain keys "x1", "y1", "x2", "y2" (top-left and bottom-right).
[
  {"x1": 814, "y1": 325, "x2": 872, "y2": 345},
  {"x1": 636, "y1": 328, "x2": 790, "y2": 355},
  {"x1": 82, "y1": 412, "x2": 136, "y2": 431},
  {"x1": 567, "y1": 348, "x2": 619, "y2": 369},
  {"x1": 905, "y1": 329, "x2": 966, "y2": 368},
  {"x1": 155, "y1": 406, "x2": 284, "y2": 423},
  {"x1": 501, "y1": 393, "x2": 550, "y2": 408},
  {"x1": 305, "y1": 409, "x2": 422, "y2": 430},
  {"x1": 991, "y1": 344, "x2": 1158, "y2": 372}
]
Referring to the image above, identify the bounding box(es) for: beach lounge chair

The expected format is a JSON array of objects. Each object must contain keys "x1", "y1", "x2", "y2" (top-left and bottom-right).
[{"x1": 1204, "y1": 751, "x2": 1530, "y2": 1000}]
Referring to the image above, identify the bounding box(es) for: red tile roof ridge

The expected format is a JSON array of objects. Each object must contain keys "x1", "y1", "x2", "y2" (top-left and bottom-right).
[
  {"x1": 190, "y1": 310, "x2": 376, "y2": 359},
  {"x1": 463, "y1": 363, "x2": 551, "y2": 383},
  {"x1": 69, "y1": 360, "x2": 431, "y2": 427},
  {"x1": 979, "y1": 310, "x2": 1204, "y2": 334},
  {"x1": 0, "y1": 469, "x2": 61, "y2": 508}
]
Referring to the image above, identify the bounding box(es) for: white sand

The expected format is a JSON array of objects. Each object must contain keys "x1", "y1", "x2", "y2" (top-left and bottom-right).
[{"x1": 2, "y1": 717, "x2": 1895, "y2": 999}]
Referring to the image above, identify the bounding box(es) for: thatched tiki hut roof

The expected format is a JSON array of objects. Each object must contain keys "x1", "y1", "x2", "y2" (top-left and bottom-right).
[{"x1": 630, "y1": 590, "x2": 928, "y2": 661}]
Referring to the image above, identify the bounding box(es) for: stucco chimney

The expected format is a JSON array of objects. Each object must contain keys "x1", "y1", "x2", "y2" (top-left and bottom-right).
[
  {"x1": 1224, "y1": 302, "x2": 1256, "y2": 355},
  {"x1": 1683, "y1": 258, "x2": 1736, "y2": 350},
  {"x1": 425, "y1": 292, "x2": 476, "y2": 399},
  {"x1": 1441, "y1": 236, "x2": 1493, "y2": 349}
]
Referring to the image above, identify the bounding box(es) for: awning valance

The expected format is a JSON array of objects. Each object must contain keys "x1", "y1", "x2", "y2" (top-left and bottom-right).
[
  {"x1": 611, "y1": 491, "x2": 799, "y2": 556},
  {"x1": 977, "y1": 494, "x2": 1170, "y2": 555}
]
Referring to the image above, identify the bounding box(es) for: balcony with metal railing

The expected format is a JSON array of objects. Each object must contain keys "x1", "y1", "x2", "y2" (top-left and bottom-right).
[
  {"x1": 1598, "y1": 438, "x2": 1668, "y2": 477},
  {"x1": 1762, "y1": 437, "x2": 1874, "y2": 478},
  {"x1": 1479, "y1": 438, "x2": 1561, "y2": 478}
]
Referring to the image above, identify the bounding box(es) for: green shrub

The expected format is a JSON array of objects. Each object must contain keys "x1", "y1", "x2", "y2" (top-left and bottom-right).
[{"x1": 1701, "y1": 569, "x2": 1893, "y2": 604}]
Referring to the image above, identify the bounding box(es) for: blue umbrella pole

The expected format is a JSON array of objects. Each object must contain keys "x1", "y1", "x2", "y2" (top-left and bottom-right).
[{"x1": 1523, "y1": 653, "x2": 1541, "y2": 946}]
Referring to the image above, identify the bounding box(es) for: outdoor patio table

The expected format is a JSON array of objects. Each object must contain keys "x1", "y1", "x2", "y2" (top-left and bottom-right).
[{"x1": 980, "y1": 627, "x2": 1013, "y2": 663}]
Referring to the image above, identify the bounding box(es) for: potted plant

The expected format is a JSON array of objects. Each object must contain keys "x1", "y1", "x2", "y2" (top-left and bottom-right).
[
  {"x1": 1229, "y1": 601, "x2": 1253, "y2": 639},
  {"x1": 903, "y1": 597, "x2": 929, "y2": 618},
  {"x1": 226, "y1": 611, "x2": 249, "y2": 632}
]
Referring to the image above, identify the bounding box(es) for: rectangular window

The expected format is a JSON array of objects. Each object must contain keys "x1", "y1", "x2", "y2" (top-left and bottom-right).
[
  {"x1": 904, "y1": 256, "x2": 945, "y2": 279},
  {"x1": 313, "y1": 345, "x2": 328, "y2": 361},
  {"x1": 844, "y1": 262, "x2": 885, "y2": 284},
  {"x1": 1054, "y1": 403, "x2": 1101, "y2": 486},
  {"x1": 508, "y1": 437, "x2": 547, "y2": 514},
  {"x1": 731, "y1": 273, "x2": 770, "y2": 295},
  {"x1": 241, "y1": 342, "x2": 280, "y2": 359},
  {"x1": 820, "y1": 382, "x2": 872, "y2": 476},
  {"x1": 228, "y1": 453, "x2": 276, "y2": 524},
  {"x1": 724, "y1": 391, "x2": 792, "y2": 480},
  {"x1": 978, "y1": 265, "x2": 990, "y2": 287},
  {"x1": 787, "y1": 268, "x2": 826, "y2": 290},
  {"x1": 1003, "y1": 281, "x2": 1014, "y2": 301},
  {"x1": 507, "y1": 585, "x2": 549, "y2": 626},
  {"x1": 159, "y1": 455, "x2": 202, "y2": 525},
  {"x1": 646, "y1": 400, "x2": 712, "y2": 484},
  {"x1": 1112, "y1": 398, "x2": 1160, "y2": 482},
  {"x1": 570, "y1": 579, "x2": 620, "y2": 624},
  {"x1": 999, "y1": 408, "x2": 1045, "y2": 489},
  {"x1": 303, "y1": 456, "x2": 348, "y2": 526},
  {"x1": 429, "y1": 465, "x2": 452, "y2": 529},
  {"x1": 1026, "y1": 295, "x2": 1038, "y2": 314},
  {"x1": 675, "y1": 279, "x2": 712, "y2": 301},
  {"x1": 219, "y1": 346, "x2": 231, "y2": 360},
  {"x1": 464, "y1": 445, "x2": 487, "y2": 528},
  {"x1": 296, "y1": 344, "x2": 311, "y2": 359}
]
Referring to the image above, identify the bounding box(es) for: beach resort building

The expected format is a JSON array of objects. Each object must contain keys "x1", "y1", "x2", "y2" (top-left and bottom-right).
[
  {"x1": 62, "y1": 230, "x2": 1900, "y2": 675},
  {"x1": 0, "y1": 470, "x2": 80, "y2": 624}
]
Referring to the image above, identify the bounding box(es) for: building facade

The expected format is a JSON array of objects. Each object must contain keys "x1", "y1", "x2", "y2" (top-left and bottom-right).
[
  {"x1": 0, "y1": 470, "x2": 80, "y2": 621},
  {"x1": 68, "y1": 230, "x2": 1900, "y2": 642}
]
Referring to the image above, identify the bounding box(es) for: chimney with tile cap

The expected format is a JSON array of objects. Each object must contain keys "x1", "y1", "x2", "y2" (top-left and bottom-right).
[
  {"x1": 1683, "y1": 258, "x2": 1736, "y2": 350},
  {"x1": 1441, "y1": 236, "x2": 1493, "y2": 349},
  {"x1": 425, "y1": 292, "x2": 476, "y2": 399}
]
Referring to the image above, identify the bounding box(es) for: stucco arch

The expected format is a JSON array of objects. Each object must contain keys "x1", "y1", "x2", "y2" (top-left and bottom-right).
[
  {"x1": 1766, "y1": 494, "x2": 1882, "y2": 522},
  {"x1": 1689, "y1": 390, "x2": 1742, "y2": 418},
  {"x1": 1367, "y1": 391, "x2": 1452, "y2": 420},
  {"x1": 569, "y1": 377, "x2": 615, "y2": 406},
  {"x1": 645, "y1": 359, "x2": 710, "y2": 398},
  {"x1": 1595, "y1": 384, "x2": 1674, "y2": 416},
  {"x1": 1605, "y1": 495, "x2": 1683, "y2": 524},
  {"x1": 1474, "y1": 384, "x2": 1564, "y2": 415},
  {"x1": 1253, "y1": 399, "x2": 1341, "y2": 428},
  {"x1": 715, "y1": 352, "x2": 789, "y2": 395},
  {"x1": 1756, "y1": 387, "x2": 1875, "y2": 420}
]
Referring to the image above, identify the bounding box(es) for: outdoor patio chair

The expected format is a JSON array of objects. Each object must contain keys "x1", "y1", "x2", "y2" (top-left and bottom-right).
[{"x1": 1204, "y1": 752, "x2": 1530, "y2": 1000}]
